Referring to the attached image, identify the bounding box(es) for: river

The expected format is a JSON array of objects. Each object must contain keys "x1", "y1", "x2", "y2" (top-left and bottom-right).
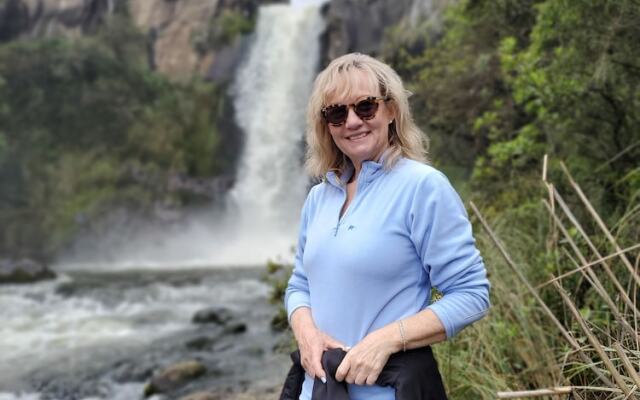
[{"x1": 0, "y1": 267, "x2": 289, "y2": 399}]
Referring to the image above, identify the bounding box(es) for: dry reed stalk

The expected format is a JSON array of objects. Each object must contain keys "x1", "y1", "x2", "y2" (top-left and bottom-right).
[
  {"x1": 468, "y1": 201, "x2": 615, "y2": 387},
  {"x1": 496, "y1": 386, "x2": 572, "y2": 398},
  {"x1": 559, "y1": 162, "x2": 640, "y2": 288},
  {"x1": 537, "y1": 243, "x2": 640, "y2": 289},
  {"x1": 542, "y1": 200, "x2": 638, "y2": 340},
  {"x1": 551, "y1": 186, "x2": 639, "y2": 316},
  {"x1": 543, "y1": 156, "x2": 559, "y2": 257},
  {"x1": 635, "y1": 254, "x2": 640, "y2": 357},
  {"x1": 571, "y1": 385, "x2": 624, "y2": 393},
  {"x1": 552, "y1": 280, "x2": 633, "y2": 397},
  {"x1": 612, "y1": 342, "x2": 640, "y2": 390}
]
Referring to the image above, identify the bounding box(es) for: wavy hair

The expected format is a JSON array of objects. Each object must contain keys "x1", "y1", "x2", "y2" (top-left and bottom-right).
[{"x1": 305, "y1": 53, "x2": 428, "y2": 179}]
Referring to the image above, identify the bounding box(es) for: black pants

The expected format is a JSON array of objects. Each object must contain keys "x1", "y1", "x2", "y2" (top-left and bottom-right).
[{"x1": 279, "y1": 346, "x2": 448, "y2": 400}]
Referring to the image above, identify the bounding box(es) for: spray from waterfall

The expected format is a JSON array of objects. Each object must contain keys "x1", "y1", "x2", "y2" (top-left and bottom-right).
[{"x1": 57, "y1": 3, "x2": 326, "y2": 270}]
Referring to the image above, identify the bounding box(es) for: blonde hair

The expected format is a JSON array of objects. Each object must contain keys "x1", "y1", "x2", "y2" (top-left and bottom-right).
[{"x1": 305, "y1": 53, "x2": 428, "y2": 179}]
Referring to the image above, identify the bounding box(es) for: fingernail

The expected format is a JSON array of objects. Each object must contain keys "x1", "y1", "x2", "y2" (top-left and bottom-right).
[
  {"x1": 345, "y1": 346, "x2": 351, "y2": 351},
  {"x1": 321, "y1": 377, "x2": 327, "y2": 384}
]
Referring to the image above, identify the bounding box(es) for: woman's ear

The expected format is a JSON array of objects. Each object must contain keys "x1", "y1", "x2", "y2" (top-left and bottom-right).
[{"x1": 387, "y1": 103, "x2": 398, "y2": 124}]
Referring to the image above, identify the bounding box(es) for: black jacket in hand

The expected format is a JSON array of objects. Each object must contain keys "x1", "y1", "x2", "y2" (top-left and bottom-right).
[{"x1": 279, "y1": 346, "x2": 447, "y2": 400}]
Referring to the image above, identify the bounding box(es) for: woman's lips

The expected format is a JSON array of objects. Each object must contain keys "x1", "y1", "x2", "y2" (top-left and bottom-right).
[{"x1": 347, "y1": 131, "x2": 370, "y2": 141}]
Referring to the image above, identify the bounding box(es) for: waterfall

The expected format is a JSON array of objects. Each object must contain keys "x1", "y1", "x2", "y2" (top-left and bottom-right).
[
  {"x1": 221, "y1": 3, "x2": 325, "y2": 264},
  {"x1": 57, "y1": 2, "x2": 326, "y2": 270},
  {"x1": 230, "y1": 4, "x2": 324, "y2": 232}
]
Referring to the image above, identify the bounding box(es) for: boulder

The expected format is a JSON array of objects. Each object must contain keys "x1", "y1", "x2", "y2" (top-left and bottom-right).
[
  {"x1": 185, "y1": 336, "x2": 218, "y2": 351},
  {"x1": 192, "y1": 307, "x2": 234, "y2": 325},
  {"x1": 0, "y1": 258, "x2": 56, "y2": 284},
  {"x1": 144, "y1": 360, "x2": 206, "y2": 397},
  {"x1": 223, "y1": 322, "x2": 247, "y2": 335}
]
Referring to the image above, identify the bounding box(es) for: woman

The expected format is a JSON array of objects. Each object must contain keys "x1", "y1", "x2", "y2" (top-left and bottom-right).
[{"x1": 285, "y1": 53, "x2": 490, "y2": 399}]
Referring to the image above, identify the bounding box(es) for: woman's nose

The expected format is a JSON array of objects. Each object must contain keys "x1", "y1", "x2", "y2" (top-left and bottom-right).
[{"x1": 344, "y1": 107, "x2": 363, "y2": 128}]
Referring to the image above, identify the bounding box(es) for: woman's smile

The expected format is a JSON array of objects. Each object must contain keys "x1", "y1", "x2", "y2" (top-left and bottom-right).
[{"x1": 346, "y1": 131, "x2": 370, "y2": 141}]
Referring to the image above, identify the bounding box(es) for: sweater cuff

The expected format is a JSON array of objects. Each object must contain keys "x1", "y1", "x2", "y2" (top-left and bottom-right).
[
  {"x1": 426, "y1": 302, "x2": 457, "y2": 338},
  {"x1": 286, "y1": 293, "x2": 311, "y2": 322}
]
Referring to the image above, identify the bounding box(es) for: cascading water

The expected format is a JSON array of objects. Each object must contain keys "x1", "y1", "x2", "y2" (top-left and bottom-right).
[{"x1": 222, "y1": 3, "x2": 326, "y2": 264}]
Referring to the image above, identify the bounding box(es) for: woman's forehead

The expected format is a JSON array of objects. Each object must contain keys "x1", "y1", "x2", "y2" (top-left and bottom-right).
[{"x1": 323, "y1": 69, "x2": 381, "y2": 105}]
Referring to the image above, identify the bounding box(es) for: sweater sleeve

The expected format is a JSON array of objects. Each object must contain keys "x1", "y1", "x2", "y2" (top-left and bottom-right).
[
  {"x1": 284, "y1": 188, "x2": 314, "y2": 321},
  {"x1": 409, "y1": 171, "x2": 490, "y2": 338}
]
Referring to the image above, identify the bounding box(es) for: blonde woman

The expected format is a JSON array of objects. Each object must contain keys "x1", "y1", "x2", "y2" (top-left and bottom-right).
[{"x1": 284, "y1": 53, "x2": 490, "y2": 400}]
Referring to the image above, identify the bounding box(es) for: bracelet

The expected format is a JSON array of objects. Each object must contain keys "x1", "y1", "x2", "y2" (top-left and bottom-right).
[{"x1": 398, "y1": 320, "x2": 407, "y2": 352}]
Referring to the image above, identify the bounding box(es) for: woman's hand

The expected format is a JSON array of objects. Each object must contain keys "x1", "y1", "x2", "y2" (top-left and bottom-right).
[
  {"x1": 335, "y1": 326, "x2": 400, "y2": 385},
  {"x1": 290, "y1": 307, "x2": 347, "y2": 382}
]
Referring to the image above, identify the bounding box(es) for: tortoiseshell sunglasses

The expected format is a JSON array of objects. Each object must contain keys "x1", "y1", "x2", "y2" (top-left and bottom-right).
[{"x1": 321, "y1": 96, "x2": 389, "y2": 126}]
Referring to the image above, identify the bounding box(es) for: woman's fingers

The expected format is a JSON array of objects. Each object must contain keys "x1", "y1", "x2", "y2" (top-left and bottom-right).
[
  {"x1": 311, "y1": 347, "x2": 326, "y2": 381},
  {"x1": 334, "y1": 354, "x2": 351, "y2": 382},
  {"x1": 334, "y1": 331, "x2": 391, "y2": 385}
]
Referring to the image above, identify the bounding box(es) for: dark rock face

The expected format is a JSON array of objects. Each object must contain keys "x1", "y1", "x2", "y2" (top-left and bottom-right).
[
  {"x1": 0, "y1": 0, "x2": 30, "y2": 41},
  {"x1": 321, "y1": 0, "x2": 417, "y2": 63},
  {"x1": 0, "y1": 0, "x2": 115, "y2": 43},
  {"x1": 0, "y1": 258, "x2": 55, "y2": 284},
  {"x1": 144, "y1": 360, "x2": 207, "y2": 397}
]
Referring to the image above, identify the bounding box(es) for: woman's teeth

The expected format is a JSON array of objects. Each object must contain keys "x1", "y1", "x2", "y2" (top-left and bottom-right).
[{"x1": 349, "y1": 132, "x2": 368, "y2": 140}]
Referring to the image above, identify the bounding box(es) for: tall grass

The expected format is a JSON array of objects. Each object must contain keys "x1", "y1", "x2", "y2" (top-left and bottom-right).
[
  {"x1": 454, "y1": 160, "x2": 640, "y2": 399},
  {"x1": 265, "y1": 160, "x2": 640, "y2": 399}
]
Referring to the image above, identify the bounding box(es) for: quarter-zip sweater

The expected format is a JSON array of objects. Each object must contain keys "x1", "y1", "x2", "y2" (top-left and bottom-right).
[{"x1": 285, "y1": 157, "x2": 490, "y2": 400}]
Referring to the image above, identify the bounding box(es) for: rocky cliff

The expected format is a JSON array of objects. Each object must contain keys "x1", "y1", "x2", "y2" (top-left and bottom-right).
[
  {"x1": 0, "y1": 0, "x2": 278, "y2": 81},
  {"x1": 320, "y1": 0, "x2": 450, "y2": 65},
  {"x1": 1, "y1": 0, "x2": 449, "y2": 80}
]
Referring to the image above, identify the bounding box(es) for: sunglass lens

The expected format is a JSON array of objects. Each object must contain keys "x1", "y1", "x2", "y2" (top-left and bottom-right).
[
  {"x1": 355, "y1": 99, "x2": 379, "y2": 119},
  {"x1": 324, "y1": 105, "x2": 348, "y2": 125}
]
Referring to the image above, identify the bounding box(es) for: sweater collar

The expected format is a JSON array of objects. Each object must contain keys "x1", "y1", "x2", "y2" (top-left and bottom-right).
[{"x1": 325, "y1": 150, "x2": 391, "y2": 189}]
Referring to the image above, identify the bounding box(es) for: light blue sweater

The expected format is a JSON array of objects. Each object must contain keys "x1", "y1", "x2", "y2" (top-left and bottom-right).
[{"x1": 285, "y1": 157, "x2": 490, "y2": 400}]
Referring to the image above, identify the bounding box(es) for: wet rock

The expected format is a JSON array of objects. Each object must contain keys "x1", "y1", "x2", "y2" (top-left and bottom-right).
[
  {"x1": 111, "y1": 359, "x2": 156, "y2": 383},
  {"x1": 144, "y1": 360, "x2": 206, "y2": 397},
  {"x1": 192, "y1": 307, "x2": 233, "y2": 325},
  {"x1": 0, "y1": 258, "x2": 55, "y2": 284},
  {"x1": 223, "y1": 322, "x2": 247, "y2": 335},
  {"x1": 178, "y1": 391, "x2": 221, "y2": 400},
  {"x1": 185, "y1": 336, "x2": 218, "y2": 351}
]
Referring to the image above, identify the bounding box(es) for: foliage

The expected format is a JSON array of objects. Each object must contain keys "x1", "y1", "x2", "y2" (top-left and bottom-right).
[
  {"x1": 264, "y1": 259, "x2": 294, "y2": 333},
  {"x1": 194, "y1": 9, "x2": 256, "y2": 53},
  {"x1": 383, "y1": 0, "x2": 540, "y2": 170},
  {"x1": 377, "y1": 0, "x2": 640, "y2": 398},
  {"x1": 0, "y1": 16, "x2": 231, "y2": 261}
]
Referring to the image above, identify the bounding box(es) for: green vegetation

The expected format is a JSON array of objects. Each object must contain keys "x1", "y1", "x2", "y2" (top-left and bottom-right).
[
  {"x1": 194, "y1": 8, "x2": 256, "y2": 54},
  {"x1": 381, "y1": 0, "x2": 640, "y2": 398},
  {"x1": 0, "y1": 15, "x2": 234, "y2": 262},
  {"x1": 384, "y1": 0, "x2": 639, "y2": 219},
  {"x1": 268, "y1": 1, "x2": 639, "y2": 398}
]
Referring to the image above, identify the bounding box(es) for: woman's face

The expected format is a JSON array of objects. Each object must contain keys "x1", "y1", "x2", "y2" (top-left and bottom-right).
[{"x1": 324, "y1": 70, "x2": 394, "y2": 169}]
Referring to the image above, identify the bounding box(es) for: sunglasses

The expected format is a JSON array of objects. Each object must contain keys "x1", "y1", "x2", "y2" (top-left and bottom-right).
[{"x1": 321, "y1": 96, "x2": 389, "y2": 126}]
